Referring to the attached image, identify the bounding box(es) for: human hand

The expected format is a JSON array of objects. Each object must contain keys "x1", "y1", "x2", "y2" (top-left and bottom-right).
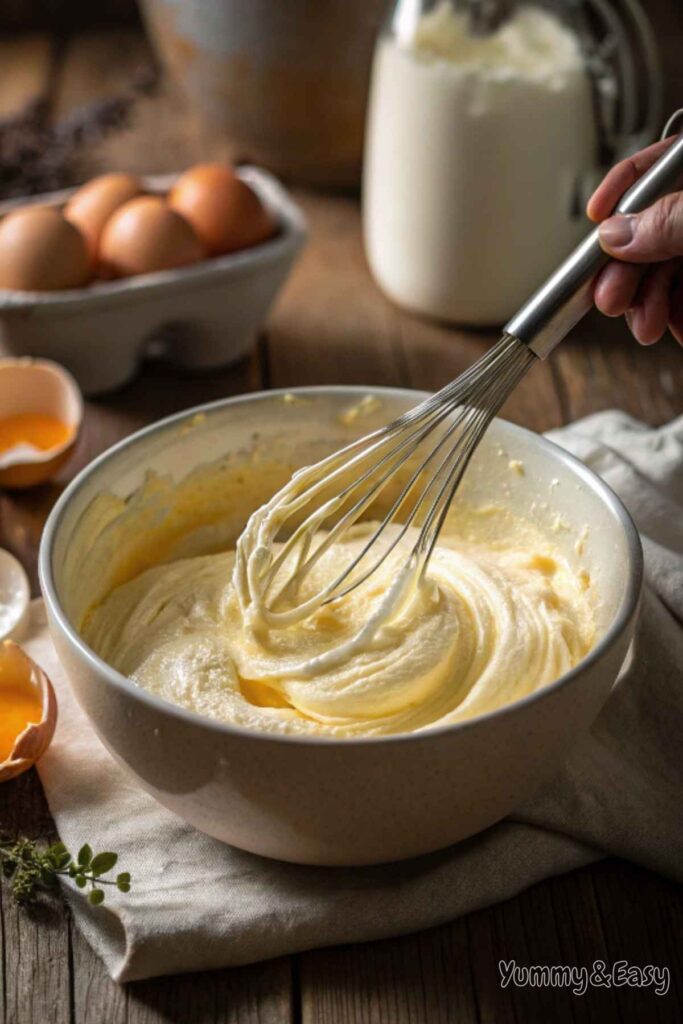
[{"x1": 587, "y1": 135, "x2": 683, "y2": 346}]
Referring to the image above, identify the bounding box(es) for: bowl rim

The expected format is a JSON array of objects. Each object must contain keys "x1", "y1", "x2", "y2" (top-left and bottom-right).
[{"x1": 39, "y1": 384, "x2": 644, "y2": 747}]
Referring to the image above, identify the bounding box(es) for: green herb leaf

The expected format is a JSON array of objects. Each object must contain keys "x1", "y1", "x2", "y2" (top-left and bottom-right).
[
  {"x1": 47, "y1": 842, "x2": 69, "y2": 868},
  {"x1": 90, "y1": 852, "x2": 118, "y2": 877},
  {"x1": 77, "y1": 844, "x2": 93, "y2": 867},
  {"x1": 1, "y1": 835, "x2": 129, "y2": 909}
]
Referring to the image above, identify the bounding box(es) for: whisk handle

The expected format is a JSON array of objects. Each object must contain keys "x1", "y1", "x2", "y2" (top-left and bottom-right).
[{"x1": 505, "y1": 129, "x2": 683, "y2": 359}]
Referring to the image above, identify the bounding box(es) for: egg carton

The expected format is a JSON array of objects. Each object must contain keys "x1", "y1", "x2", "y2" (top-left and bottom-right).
[{"x1": 0, "y1": 168, "x2": 307, "y2": 395}]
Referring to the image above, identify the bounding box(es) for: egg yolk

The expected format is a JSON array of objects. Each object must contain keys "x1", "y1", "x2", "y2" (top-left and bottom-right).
[
  {"x1": 0, "y1": 681, "x2": 42, "y2": 761},
  {"x1": 0, "y1": 414, "x2": 72, "y2": 455}
]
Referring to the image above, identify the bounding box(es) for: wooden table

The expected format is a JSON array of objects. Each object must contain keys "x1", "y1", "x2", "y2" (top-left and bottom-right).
[{"x1": 0, "y1": 26, "x2": 682, "y2": 1024}]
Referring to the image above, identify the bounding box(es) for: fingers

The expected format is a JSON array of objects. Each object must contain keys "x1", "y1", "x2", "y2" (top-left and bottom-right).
[
  {"x1": 586, "y1": 136, "x2": 678, "y2": 221},
  {"x1": 593, "y1": 262, "x2": 644, "y2": 316},
  {"x1": 622, "y1": 260, "x2": 682, "y2": 345},
  {"x1": 597, "y1": 192, "x2": 683, "y2": 263},
  {"x1": 589, "y1": 135, "x2": 683, "y2": 344}
]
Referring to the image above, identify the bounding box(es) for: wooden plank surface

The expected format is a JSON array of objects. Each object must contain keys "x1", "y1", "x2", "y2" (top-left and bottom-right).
[
  {"x1": 1, "y1": 23, "x2": 682, "y2": 1024},
  {"x1": 0, "y1": 773, "x2": 71, "y2": 1024},
  {"x1": 70, "y1": 945, "x2": 293, "y2": 1024}
]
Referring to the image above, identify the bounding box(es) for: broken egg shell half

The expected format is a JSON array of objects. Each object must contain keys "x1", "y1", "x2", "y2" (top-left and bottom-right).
[
  {"x1": 0, "y1": 640, "x2": 57, "y2": 782},
  {"x1": 0, "y1": 358, "x2": 83, "y2": 488}
]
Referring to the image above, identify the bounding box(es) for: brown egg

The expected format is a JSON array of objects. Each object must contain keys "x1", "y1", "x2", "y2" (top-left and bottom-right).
[
  {"x1": 99, "y1": 196, "x2": 206, "y2": 278},
  {"x1": 0, "y1": 206, "x2": 91, "y2": 292},
  {"x1": 64, "y1": 172, "x2": 141, "y2": 259},
  {"x1": 168, "y1": 164, "x2": 276, "y2": 256}
]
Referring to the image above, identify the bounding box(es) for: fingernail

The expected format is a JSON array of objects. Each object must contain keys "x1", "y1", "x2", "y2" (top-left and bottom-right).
[
  {"x1": 599, "y1": 215, "x2": 635, "y2": 248},
  {"x1": 625, "y1": 309, "x2": 645, "y2": 344}
]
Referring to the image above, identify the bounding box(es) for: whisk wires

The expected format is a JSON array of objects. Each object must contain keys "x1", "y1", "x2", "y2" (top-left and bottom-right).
[{"x1": 234, "y1": 334, "x2": 534, "y2": 628}]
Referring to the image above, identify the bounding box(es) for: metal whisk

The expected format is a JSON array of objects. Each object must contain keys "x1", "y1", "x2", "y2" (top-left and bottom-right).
[{"x1": 235, "y1": 128, "x2": 683, "y2": 629}]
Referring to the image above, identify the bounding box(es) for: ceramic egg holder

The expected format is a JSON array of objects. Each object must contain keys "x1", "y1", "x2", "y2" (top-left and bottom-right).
[{"x1": 0, "y1": 169, "x2": 306, "y2": 395}]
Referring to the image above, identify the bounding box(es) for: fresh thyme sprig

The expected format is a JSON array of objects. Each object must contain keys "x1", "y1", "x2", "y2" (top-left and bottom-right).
[{"x1": 0, "y1": 836, "x2": 131, "y2": 907}]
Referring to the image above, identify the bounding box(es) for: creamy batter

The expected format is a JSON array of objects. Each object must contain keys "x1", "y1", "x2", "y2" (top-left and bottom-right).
[{"x1": 83, "y1": 514, "x2": 595, "y2": 738}]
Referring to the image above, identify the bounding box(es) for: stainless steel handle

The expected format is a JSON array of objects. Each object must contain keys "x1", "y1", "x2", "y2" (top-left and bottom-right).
[{"x1": 505, "y1": 131, "x2": 683, "y2": 358}]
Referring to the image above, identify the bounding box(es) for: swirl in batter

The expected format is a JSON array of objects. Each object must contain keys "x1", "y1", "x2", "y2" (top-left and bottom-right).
[{"x1": 83, "y1": 519, "x2": 595, "y2": 738}]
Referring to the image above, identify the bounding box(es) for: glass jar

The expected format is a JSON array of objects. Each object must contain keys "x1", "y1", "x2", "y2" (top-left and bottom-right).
[{"x1": 362, "y1": 0, "x2": 661, "y2": 325}]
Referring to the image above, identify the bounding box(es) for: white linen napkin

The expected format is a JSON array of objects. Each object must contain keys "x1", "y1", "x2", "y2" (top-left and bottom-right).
[{"x1": 23, "y1": 410, "x2": 682, "y2": 983}]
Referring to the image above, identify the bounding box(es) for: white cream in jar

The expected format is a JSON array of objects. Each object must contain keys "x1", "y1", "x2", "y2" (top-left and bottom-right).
[{"x1": 363, "y1": 3, "x2": 598, "y2": 324}]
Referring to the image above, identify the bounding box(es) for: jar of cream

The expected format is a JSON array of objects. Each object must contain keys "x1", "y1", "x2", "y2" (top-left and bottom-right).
[{"x1": 362, "y1": 0, "x2": 662, "y2": 325}]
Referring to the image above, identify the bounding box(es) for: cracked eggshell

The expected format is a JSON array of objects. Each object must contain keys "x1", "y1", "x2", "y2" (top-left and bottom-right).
[
  {"x1": 0, "y1": 640, "x2": 57, "y2": 783},
  {"x1": 0, "y1": 358, "x2": 83, "y2": 488}
]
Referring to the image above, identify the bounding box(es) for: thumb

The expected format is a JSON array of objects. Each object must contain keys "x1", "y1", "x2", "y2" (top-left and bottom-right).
[{"x1": 598, "y1": 192, "x2": 683, "y2": 263}]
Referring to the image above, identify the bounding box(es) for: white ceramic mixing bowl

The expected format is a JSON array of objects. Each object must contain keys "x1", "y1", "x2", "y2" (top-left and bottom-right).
[{"x1": 39, "y1": 388, "x2": 642, "y2": 866}]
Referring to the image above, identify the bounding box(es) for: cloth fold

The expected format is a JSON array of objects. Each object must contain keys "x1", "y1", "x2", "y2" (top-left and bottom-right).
[{"x1": 25, "y1": 410, "x2": 682, "y2": 983}]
